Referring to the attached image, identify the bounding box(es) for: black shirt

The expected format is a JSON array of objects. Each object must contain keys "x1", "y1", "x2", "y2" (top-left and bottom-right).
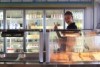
[
  {"x1": 57, "y1": 22, "x2": 78, "y2": 52},
  {"x1": 56, "y1": 22, "x2": 77, "y2": 38},
  {"x1": 67, "y1": 22, "x2": 77, "y2": 30}
]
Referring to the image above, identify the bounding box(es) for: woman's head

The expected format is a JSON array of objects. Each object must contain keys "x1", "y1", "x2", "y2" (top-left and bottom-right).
[{"x1": 64, "y1": 11, "x2": 73, "y2": 24}]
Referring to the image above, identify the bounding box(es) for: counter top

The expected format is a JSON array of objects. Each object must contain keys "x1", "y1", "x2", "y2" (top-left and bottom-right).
[{"x1": 0, "y1": 63, "x2": 100, "y2": 67}]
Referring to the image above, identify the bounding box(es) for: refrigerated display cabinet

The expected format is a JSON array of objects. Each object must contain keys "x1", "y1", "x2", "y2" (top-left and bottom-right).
[
  {"x1": 0, "y1": 29, "x2": 44, "y2": 64},
  {"x1": 26, "y1": 31, "x2": 40, "y2": 53},
  {"x1": 4, "y1": 9, "x2": 84, "y2": 53}
]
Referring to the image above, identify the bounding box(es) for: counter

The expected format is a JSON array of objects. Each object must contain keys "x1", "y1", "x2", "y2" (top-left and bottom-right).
[{"x1": 0, "y1": 63, "x2": 100, "y2": 67}]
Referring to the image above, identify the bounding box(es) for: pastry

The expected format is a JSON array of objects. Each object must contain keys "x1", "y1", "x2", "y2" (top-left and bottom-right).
[
  {"x1": 79, "y1": 53, "x2": 92, "y2": 61},
  {"x1": 71, "y1": 53, "x2": 82, "y2": 61},
  {"x1": 92, "y1": 52, "x2": 100, "y2": 61},
  {"x1": 50, "y1": 53, "x2": 69, "y2": 62}
]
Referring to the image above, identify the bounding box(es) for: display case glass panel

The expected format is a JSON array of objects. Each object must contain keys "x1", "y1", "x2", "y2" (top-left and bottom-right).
[
  {"x1": 46, "y1": 10, "x2": 64, "y2": 29},
  {"x1": 45, "y1": 10, "x2": 64, "y2": 42},
  {"x1": 26, "y1": 10, "x2": 43, "y2": 29},
  {"x1": 48, "y1": 30, "x2": 100, "y2": 63},
  {"x1": 26, "y1": 31, "x2": 40, "y2": 53},
  {"x1": 6, "y1": 10, "x2": 23, "y2": 29},
  {"x1": 6, "y1": 37, "x2": 23, "y2": 53}
]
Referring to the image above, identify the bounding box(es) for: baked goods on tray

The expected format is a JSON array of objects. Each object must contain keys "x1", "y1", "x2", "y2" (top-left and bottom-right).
[
  {"x1": 91, "y1": 52, "x2": 100, "y2": 61},
  {"x1": 50, "y1": 53, "x2": 69, "y2": 62},
  {"x1": 71, "y1": 53, "x2": 82, "y2": 62},
  {"x1": 50, "y1": 52, "x2": 100, "y2": 63},
  {"x1": 79, "y1": 53, "x2": 93, "y2": 61}
]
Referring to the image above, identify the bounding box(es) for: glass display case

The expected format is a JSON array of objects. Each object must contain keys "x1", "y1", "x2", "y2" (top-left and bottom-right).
[
  {"x1": 6, "y1": 37, "x2": 23, "y2": 53},
  {"x1": 47, "y1": 29, "x2": 100, "y2": 64},
  {"x1": 6, "y1": 10, "x2": 23, "y2": 29},
  {"x1": 46, "y1": 10, "x2": 64, "y2": 29},
  {"x1": 26, "y1": 10, "x2": 43, "y2": 29},
  {"x1": 0, "y1": 30, "x2": 42, "y2": 64},
  {"x1": 26, "y1": 31, "x2": 40, "y2": 53},
  {"x1": 3, "y1": 9, "x2": 84, "y2": 53},
  {"x1": 25, "y1": 10, "x2": 43, "y2": 53},
  {"x1": 45, "y1": 10, "x2": 64, "y2": 42}
]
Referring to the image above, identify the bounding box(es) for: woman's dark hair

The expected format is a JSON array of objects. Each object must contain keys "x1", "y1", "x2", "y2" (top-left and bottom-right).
[{"x1": 64, "y1": 11, "x2": 73, "y2": 16}]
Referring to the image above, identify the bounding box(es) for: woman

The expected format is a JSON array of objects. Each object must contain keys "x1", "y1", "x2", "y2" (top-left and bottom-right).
[{"x1": 54, "y1": 11, "x2": 78, "y2": 52}]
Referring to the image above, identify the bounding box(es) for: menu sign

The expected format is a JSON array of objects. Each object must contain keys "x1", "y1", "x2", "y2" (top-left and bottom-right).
[{"x1": 1, "y1": 30, "x2": 24, "y2": 37}]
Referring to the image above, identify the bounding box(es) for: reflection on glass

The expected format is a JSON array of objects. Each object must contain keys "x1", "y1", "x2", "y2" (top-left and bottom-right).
[
  {"x1": 6, "y1": 37, "x2": 23, "y2": 53},
  {"x1": 26, "y1": 32, "x2": 39, "y2": 53},
  {"x1": 65, "y1": 9, "x2": 84, "y2": 29},
  {"x1": 6, "y1": 10, "x2": 23, "y2": 29},
  {"x1": 0, "y1": 32, "x2": 4, "y2": 53},
  {"x1": 49, "y1": 30, "x2": 100, "y2": 63},
  {"x1": 0, "y1": 11, "x2": 3, "y2": 29},
  {"x1": 46, "y1": 10, "x2": 64, "y2": 29},
  {"x1": 26, "y1": 10, "x2": 43, "y2": 29},
  {"x1": 0, "y1": 53, "x2": 5, "y2": 59},
  {"x1": 49, "y1": 31, "x2": 80, "y2": 53}
]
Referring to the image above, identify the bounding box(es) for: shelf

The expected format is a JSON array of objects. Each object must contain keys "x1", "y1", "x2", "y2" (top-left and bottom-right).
[
  {"x1": 46, "y1": 26, "x2": 63, "y2": 29},
  {"x1": 26, "y1": 35, "x2": 39, "y2": 39},
  {"x1": 26, "y1": 18, "x2": 43, "y2": 21},
  {"x1": 6, "y1": 18, "x2": 23, "y2": 20},
  {"x1": 46, "y1": 18, "x2": 63, "y2": 20},
  {"x1": 30, "y1": 26, "x2": 43, "y2": 29}
]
